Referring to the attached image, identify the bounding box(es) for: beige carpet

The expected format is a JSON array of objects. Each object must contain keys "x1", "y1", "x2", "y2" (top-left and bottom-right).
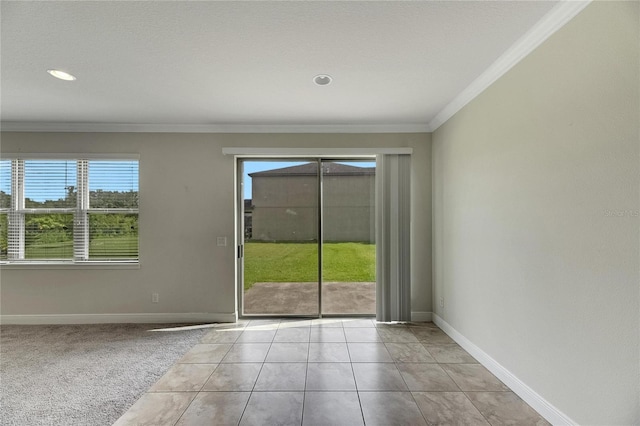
[
  {"x1": 243, "y1": 281, "x2": 375, "y2": 315},
  {"x1": 0, "y1": 323, "x2": 208, "y2": 426}
]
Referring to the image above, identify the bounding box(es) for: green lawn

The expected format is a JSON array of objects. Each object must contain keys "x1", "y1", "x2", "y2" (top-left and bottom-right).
[
  {"x1": 24, "y1": 235, "x2": 138, "y2": 259},
  {"x1": 243, "y1": 242, "x2": 375, "y2": 290},
  {"x1": 21, "y1": 239, "x2": 372, "y2": 289},
  {"x1": 25, "y1": 240, "x2": 74, "y2": 259},
  {"x1": 89, "y1": 235, "x2": 138, "y2": 258}
]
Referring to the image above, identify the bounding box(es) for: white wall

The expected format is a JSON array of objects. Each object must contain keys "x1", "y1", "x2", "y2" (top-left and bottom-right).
[
  {"x1": 432, "y1": 2, "x2": 639, "y2": 424},
  {"x1": 0, "y1": 133, "x2": 432, "y2": 321}
]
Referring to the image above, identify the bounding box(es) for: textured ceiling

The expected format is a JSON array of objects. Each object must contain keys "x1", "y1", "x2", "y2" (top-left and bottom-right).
[{"x1": 1, "y1": 1, "x2": 562, "y2": 130}]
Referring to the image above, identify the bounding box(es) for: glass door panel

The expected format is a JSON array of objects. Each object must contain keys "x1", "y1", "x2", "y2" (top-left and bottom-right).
[
  {"x1": 321, "y1": 161, "x2": 376, "y2": 315},
  {"x1": 242, "y1": 160, "x2": 319, "y2": 316}
]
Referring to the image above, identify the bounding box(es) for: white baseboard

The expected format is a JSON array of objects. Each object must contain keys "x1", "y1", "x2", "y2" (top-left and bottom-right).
[
  {"x1": 0, "y1": 312, "x2": 238, "y2": 325},
  {"x1": 432, "y1": 314, "x2": 576, "y2": 426},
  {"x1": 411, "y1": 311, "x2": 433, "y2": 322}
]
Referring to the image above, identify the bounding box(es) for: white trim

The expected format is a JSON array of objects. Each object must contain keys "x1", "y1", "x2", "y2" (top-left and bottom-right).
[
  {"x1": 0, "y1": 122, "x2": 430, "y2": 134},
  {"x1": 428, "y1": 0, "x2": 592, "y2": 131},
  {"x1": 0, "y1": 312, "x2": 238, "y2": 325},
  {"x1": 223, "y1": 147, "x2": 412, "y2": 156},
  {"x1": 411, "y1": 311, "x2": 433, "y2": 322},
  {"x1": 1, "y1": 262, "x2": 140, "y2": 270},
  {"x1": 1, "y1": 153, "x2": 139, "y2": 160},
  {"x1": 433, "y1": 314, "x2": 577, "y2": 426},
  {"x1": 0, "y1": 3, "x2": 590, "y2": 136}
]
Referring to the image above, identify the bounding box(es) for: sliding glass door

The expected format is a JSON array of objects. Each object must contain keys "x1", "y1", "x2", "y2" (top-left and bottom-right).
[
  {"x1": 239, "y1": 158, "x2": 375, "y2": 317},
  {"x1": 241, "y1": 160, "x2": 319, "y2": 315},
  {"x1": 321, "y1": 160, "x2": 376, "y2": 315}
]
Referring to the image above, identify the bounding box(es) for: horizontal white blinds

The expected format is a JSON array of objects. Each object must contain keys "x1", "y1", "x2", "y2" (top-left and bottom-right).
[
  {"x1": 0, "y1": 158, "x2": 139, "y2": 263},
  {"x1": 89, "y1": 161, "x2": 139, "y2": 209},
  {"x1": 0, "y1": 160, "x2": 11, "y2": 260},
  {"x1": 87, "y1": 160, "x2": 139, "y2": 260},
  {"x1": 24, "y1": 160, "x2": 77, "y2": 209},
  {"x1": 0, "y1": 160, "x2": 11, "y2": 210},
  {"x1": 87, "y1": 213, "x2": 138, "y2": 259}
]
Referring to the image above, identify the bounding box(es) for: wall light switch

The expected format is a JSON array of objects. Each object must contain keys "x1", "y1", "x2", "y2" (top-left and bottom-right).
[{"x1": 216, "y1": 237, "x2": 227, "y2": 247}]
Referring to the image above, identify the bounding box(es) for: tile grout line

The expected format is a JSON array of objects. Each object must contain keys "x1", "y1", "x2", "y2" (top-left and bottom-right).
[
  {"x1": 236, "y1": 320, "x2": 278, "y2": 425},
  {"x1": 231, "y1": 322, "x2": 254, "y2": 426},
  {"x1": 415, "y1": 324, "x2": 494, "y2": 426},
  {"x1": 300, "y1": 323, "x2": 312, "y2": 426},
  {"x1": 409, "y1": 326, "x2": 450, "y2": 425},
  {"x1": 117, "y1": 320, "x2": 547, "y2": 425},
  {"x1": 171, "y1": 329, "x2": 238, "y2": 426},
  {"x1": 345, "y1": 326, "x2": 367, "y2": 426},
  {"x1": 387, "y1": 332, "x2": 432, "y2": 425},
  {"x1": 461, "y1": 390, "x2": 494, "y2": 425}
]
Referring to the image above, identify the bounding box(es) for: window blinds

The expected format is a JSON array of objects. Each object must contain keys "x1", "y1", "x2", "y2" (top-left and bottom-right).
[
  {"x1": 0, "y1": 160, "x2": 11, "y2": 260},
  {"x1": 375, "y1": 154, "x2": 412, "y2": 322},
  {"x1": 87, "y1": 160, "x2": 139, "y2": 260},
  {"x1": 0, "y1": 158, "x2": 139, "y2": 263}
]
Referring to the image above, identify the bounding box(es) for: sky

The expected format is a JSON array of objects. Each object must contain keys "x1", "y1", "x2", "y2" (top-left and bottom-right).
[
  {"x1": 242, "y1": 160, "x2": 375, "y2": 200},
  {"x1": 1, "y1": 159, "x2": 374, "y2": 202},
  {"x1": 0, "y1": 160, "x2": 139, "y2": 202}
]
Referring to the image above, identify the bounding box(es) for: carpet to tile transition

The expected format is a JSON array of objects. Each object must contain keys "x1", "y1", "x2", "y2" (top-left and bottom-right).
[{"x1": 0, "y1": 323, "x2": 208, "y2": 426}]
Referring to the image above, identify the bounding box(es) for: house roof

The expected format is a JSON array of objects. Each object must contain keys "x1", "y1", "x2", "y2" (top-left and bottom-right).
[{"x1": 249, "y1": 163, "x2": 374, "y2": 177}]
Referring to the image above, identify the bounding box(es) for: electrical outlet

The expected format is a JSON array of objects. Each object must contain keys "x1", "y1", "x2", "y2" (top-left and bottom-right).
[
  {"x1": 152, "y1": 293, "x2": 159, "y2": 303},
  {"x1": 439, "y1": 297, "x2": 444, "y2": 308},
  {"x1": 216, "y1": 237, "x2": 227, "y2": 247}
]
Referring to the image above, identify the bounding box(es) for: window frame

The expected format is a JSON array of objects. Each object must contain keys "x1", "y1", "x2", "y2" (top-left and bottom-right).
[{"x1": 0, "y1": 154, "x2": 139, "y2": 268}]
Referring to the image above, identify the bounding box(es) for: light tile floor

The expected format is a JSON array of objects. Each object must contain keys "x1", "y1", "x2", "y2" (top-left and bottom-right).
[{"x1": 113, "y1": 319, "x2": 551, "y2": 426}]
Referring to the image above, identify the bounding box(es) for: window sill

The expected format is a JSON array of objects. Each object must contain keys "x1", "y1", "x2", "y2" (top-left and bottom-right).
[{"x1": 0, "y1": 262, "x2": 140, "y2": 270}]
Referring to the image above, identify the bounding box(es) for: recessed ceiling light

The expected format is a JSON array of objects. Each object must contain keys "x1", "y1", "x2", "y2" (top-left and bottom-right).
[
  {"x1": 313, "y1": 74, "x2": 332, "y2": 86},
  {"x1": 47, "y1": 69, "x2": 76, "y2": 81}
]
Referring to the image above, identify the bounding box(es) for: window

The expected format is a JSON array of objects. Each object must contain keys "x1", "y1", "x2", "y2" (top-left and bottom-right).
[
  {"x1": 0, "y1": 157, "x2": 139, "y2": 264},
  {"x1": 0, "y1": 159, "x2": 11, "y2": 260}
]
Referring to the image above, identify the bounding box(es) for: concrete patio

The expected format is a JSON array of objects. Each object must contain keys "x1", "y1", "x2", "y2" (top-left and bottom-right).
[{"x1": 243, "y1": 282, "x2": 375, "y2": 315}]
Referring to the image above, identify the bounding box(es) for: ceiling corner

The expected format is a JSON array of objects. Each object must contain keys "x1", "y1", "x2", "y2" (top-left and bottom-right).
[{"x1": 428, "y1": 0, "x2": 592, "y2": 132}]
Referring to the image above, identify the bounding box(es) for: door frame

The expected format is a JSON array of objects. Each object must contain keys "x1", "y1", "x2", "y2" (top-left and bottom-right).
[{"x1": 236, "y1": 156, "x2": 377, "y2": 319}]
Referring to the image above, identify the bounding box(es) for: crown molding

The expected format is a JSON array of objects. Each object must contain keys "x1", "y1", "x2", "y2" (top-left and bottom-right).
[
  {"x1": 0, "y1": 1, "x2": 590, "y2": 135},
  {"x1": 428, "y1": 0, "x2": 592, "y2": 132},
  {"x1": 0, "y1": 122, "x2": 430, "y2": 134}
]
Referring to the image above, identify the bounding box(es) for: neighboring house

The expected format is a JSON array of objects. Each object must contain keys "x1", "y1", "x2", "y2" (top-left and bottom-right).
[{"x1": 249, "y1": 163, "x2": 375, "y2": 242}]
